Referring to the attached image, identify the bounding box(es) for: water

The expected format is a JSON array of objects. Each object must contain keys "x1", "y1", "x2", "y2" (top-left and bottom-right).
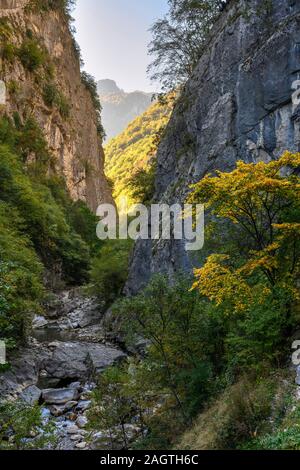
[{"x1": 32, "y1": 326, "x2": 75, "y2": 343}]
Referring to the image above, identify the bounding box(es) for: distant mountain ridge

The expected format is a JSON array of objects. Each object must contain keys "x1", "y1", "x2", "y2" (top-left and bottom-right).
[{"x1": 97, "y1": 79, "x2": 152, "y2": 141}]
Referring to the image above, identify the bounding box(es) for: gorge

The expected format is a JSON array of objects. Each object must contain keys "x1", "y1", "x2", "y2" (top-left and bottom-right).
[{"x1": 0, "y1": 0, "x2": 300, "y2": 452}]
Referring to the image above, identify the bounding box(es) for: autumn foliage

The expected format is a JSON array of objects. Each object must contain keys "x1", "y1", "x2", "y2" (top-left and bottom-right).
[{"x1": 188, "y1": 152, "x2": 300, "y2": 315}]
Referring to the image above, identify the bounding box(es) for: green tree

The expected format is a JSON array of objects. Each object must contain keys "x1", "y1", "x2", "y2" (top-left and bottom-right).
[{"x1": 148, "y1": 0, "x2": 225, "y2": 91}]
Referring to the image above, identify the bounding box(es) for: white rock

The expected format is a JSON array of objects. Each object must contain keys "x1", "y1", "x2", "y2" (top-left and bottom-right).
[
  {"x1": 70, "y1": 434, "x2": 83, "y2": 442},
  {"x1": 76, "y1": 441, "x2": 87, "y2": 449},
  {"x1": 32, "y1": 315, "x2": 48, "y2": 329}
]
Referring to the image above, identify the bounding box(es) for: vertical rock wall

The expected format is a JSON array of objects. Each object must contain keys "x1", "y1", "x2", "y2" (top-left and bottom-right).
[
  {"x1": 0, "y1": 0, "x2": 113, "y2": 211},
  {"x1": 126, "y1": 0, "x2": 300, "y2": 294}
]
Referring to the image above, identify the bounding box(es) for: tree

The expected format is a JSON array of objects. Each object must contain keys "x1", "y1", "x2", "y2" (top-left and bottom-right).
[
  {"x1": 148, "y1": 0, "x2": 226, "y2": 91},
  {"x1": 188, "y1": 152, "x2": 300, "y2": 316},
  {"x1": 114, "y1": 275, "x2": 222, "y2": 422}
]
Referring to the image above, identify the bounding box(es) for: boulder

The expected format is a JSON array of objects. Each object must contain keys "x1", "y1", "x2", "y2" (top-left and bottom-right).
[
  {"x1": 44, "y1": 342, "x2": 126, "y2": 380},
  {"x1": 32, "y1": 316, "x2": 49, "y2": 329},
  {"x1": 42, "y1": 387, "x2": 79, "y2": 405},
  {"x1": 20, "y1": 385, "x2": 41, "y2": 405}
]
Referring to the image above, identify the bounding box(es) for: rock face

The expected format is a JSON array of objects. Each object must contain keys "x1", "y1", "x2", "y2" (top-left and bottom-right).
[
  {"x1": 98, "y1": 79, "x2": 152, "y2": 141},
  {"x1": 0, "y1": 0, "x2": 113, "y2": 211},
  {"x1": 126, "y1": 0, "x2": 300, "y2": 294},
  {"x1": 44, "y1": 341, "x2": 126, "y2": 380}
]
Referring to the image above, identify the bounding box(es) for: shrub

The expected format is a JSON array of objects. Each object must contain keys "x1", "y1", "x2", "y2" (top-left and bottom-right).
[
  {"x1": 90, "y1": 239, "x2": 133, "y2": 307},
  {"x1": 2, "y1": 43, "x2": 16, "y2": 62},
  {"x1": 43, "y1": 83, "x2": 71, "y2": 118},
  {"x1": 81, "y1": 71, "x2": 105, "y2": 139},
  {"x1": 0, "y1": 401, "x2": 55, "y2": 450},
  {"x1": 18, "y1": 38, "x2": 46, "y2": 72}
]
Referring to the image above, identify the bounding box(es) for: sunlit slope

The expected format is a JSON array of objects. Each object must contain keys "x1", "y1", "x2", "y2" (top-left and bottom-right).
[{"x1": 104, "y1": 98, "x2": 173, "y2": 204}]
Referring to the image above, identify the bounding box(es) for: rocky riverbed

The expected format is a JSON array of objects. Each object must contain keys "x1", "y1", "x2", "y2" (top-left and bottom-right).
[{"x1": 0, "y1": 289, "x2": 134, "y2": 450}]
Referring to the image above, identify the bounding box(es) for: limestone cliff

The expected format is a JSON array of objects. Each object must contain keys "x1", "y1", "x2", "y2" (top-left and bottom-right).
[
  {"x1": 0, "y1": 0, "x2": 113, "y2": 211},
  {"x1": 126, "y1": 0, "x2": 300, "y2": 294}
]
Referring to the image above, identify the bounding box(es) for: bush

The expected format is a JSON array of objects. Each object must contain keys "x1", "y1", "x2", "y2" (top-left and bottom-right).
[
  {"x1": 0, "y1": 401, "x2": 55, "y2": 450},
  {"x1": 2, "y1": 43, "x2": 16, "y2": 62},
  {"x1": 43, "y1": 83, "x2": 71, "y2": 118},
  {"x1": 81, "y1": 71, "x2": 105, "y2": 139},
  {"x1": 0, "y1": 202, "x2": 44, "y2": 346},
  {"x1": 18, "y1": 38, "x2": 46, "y2": 72},
  {"x1": 90, "y1": 239, "x2": 133, "y2": 307},
  {"x1": 25, "y1": 0, "x2": 75, "y2": 14}
]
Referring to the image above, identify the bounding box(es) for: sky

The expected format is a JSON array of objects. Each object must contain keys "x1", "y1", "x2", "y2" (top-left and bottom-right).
[{"x1": 73, "y1": 0, "x2": 169, "y2": 93}]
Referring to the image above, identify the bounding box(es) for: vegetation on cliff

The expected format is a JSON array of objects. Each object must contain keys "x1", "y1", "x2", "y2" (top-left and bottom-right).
[
  {"x1": 148, "y1": 0, "x2": 227, "y2": 91},
  {"x1": 0, "y1": 115, "x2": 101, "y2": 349},
  {"x1": 104, "y1": 95, "x2": 174, "y2": 204}
]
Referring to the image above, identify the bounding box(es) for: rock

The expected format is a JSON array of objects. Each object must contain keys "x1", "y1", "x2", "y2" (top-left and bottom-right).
[
  {"x1": 0, "y1": 347, "x2": 48, "y2": 398},
  {"x1": 42, "y1": 388, "x2": 79, "y2": 405},
  {"x1": 32, "y1": 316, "x2": 49, "y2": 329},
  {"x1": 49, "y1": 405, "x2": 65, "y2": 417},
  {"x1": 48, "y1": 342, "x2": 60, "y2": 350},
  {"x1": 64, "y1": 401, "x2": 78, "y2": 411},
  {"x1": 76, "y1": 441, "x2": 87, "y2": 449},
  {"x1": 20, "y1": 385, "x2": 41, "y2": 405},
  {"x1": 70, "y1": 434, "x2": 83, "y2": 442},
  {"x1": 125, "y1": 0, "x2": 300, "y2": 293},
  {"x1": 67, "y1": 424, "x2": 80, "y2": 435},
  {"x1": 39, "y1": 369, "x2": 48, "y2": 378},
  {"x1": 44, "y1": 342, "x2": 126, "y2": 380},
  {"x1": 66, "y1": 412, "x2": 78, "y2": 422},
  {"x1": 91, "y1": 431, "x2": 111, "y2": 450},
  {"x1": 76, "y1": 415, "x2": 88, "y2": 428},
  {"x1": 69, "y1": 381, "x2": 81, "y2": 389},
  {"x1": 76, "y1": 400, "x2": 91, "y2": 412},
  {"x1": 295, "y1": 366, "x2": 300, "y2": 385}
]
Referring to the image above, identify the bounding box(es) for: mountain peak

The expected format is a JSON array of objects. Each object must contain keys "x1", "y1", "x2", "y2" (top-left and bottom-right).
[{"x1": 97, "y1": 79, "x2": 123, "y2": 96}]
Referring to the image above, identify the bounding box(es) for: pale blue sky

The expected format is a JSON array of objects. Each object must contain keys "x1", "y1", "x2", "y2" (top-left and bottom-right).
[{"x1": 73, "y1": 0, "x2": 169, "y2": 92}]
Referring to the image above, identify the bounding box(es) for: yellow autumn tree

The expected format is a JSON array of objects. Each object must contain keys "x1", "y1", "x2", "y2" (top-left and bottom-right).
[{"x1": 188, "y1": 152, "x2": 300, "y2": 314}]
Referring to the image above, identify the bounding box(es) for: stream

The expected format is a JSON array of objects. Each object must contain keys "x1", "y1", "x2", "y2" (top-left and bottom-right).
[{"x1": 0, "y1": 289, "x2": 134, "y2": 450}]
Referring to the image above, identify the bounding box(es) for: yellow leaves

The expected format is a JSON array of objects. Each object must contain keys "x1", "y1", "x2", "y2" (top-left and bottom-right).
[
  {"x1": 189, "y1": 151, "x2": 300, "y2": 317},
  {"x1": 273, "y1": 223, "x2": 300, "y2": 234},
  {"x1": 241, "y1": 243, "x2": 280, "y2": 276},
  {"x1": 188, "y1": 152, "x2": 300, "y2": 213},
  {"x1": 192, "y1": 254, "x2": 252, "y2": 314}
]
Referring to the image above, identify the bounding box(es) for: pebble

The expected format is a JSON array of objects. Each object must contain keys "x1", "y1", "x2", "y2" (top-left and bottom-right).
[{"x1": 76, "y1": 441, "x2": 87, "y2": 449}]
